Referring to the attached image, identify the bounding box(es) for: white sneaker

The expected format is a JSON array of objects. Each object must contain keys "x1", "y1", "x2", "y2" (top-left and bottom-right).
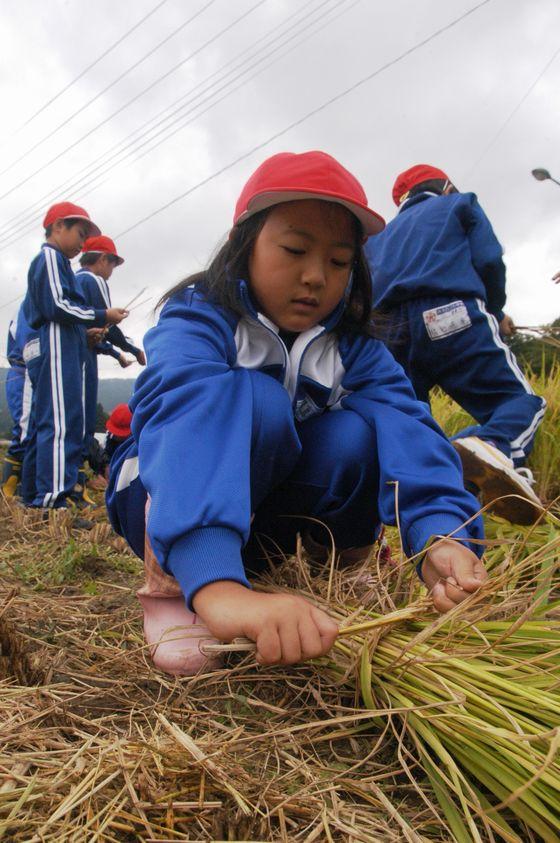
[{"x1": 452, "y1": 437, "x2": 542, "y2": 525}]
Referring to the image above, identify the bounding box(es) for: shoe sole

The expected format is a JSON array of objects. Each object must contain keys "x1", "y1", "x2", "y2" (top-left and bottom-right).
[{"x1": 453, "y1": 441, "x2": 541, "y2": 525}]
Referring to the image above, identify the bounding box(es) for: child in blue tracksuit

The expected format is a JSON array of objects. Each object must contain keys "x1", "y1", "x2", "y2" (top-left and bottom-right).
[
  {"x1": 1, "y1": 305, "x2": 37, "y2": 496},
  {"x1": 21, "y1": 202, "x2": 128, "y2": 510},
  {"x1": 365, "y1": 164, "x2": 546, "y2": 526},
  {"x1": 106, "y1": 151, "x2": 486, "y2": 677},
  {"x1": 75, "y1": 235, "x2": 145, "y2": 485}
]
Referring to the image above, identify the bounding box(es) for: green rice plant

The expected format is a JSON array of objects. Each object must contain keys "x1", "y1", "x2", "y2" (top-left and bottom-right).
[
  {"x1": 521, "y1": 362, "x2": 560, "y2": 501},
  {"x1": 241, "y1": 494, "x2": 560, "y2": 839},
  {"x1": 431, "y1": 362, "x2": 560, "y2": 502},
  {"x1": 318, "y1": 528, "x2": 560, "y2": 842}
]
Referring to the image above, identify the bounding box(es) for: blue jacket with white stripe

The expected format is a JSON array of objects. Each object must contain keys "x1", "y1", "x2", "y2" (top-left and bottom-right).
[
  {"x1": 365, "y1": 192, "x2": 507, "y2": 320},
  {"x1": 7, "y1": 305, "x2": 38, "y2": 367},
  {"x1": 126, "y1": 281, "x2": 483, "y2": 600},
  {"x1": 75, "y1": 269, "x2": 141, "y2": 357},
  {"x1": 23, "y1": 244, "x2": 106, "y2": 330}
]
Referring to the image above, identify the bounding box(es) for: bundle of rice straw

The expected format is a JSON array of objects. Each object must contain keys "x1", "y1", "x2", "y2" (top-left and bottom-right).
[{"x1": 242, "y1": 516, "x2": 560, "y2": 842}]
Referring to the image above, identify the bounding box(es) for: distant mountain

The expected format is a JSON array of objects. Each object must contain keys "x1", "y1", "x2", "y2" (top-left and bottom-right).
[
  {"x1": 97, "y1": 378, "x2": 135, "y2": 412},
  {"x1": 0, "y1": 367, "x2": 135, "y2": 437}
]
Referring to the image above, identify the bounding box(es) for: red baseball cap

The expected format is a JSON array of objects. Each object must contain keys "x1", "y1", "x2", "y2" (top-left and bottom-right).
[
  {"x1": 106, "y1": 403, "x2": 132, "y2": 438},
  {"x1": 82, "y1": 234, "x2": 125, "y2": 265},
  {"x1": 43, "y1": 201, "x2": 101, "y2": 236},
  {"x1": 392, "y1": 164, "x2": 450, "y2": 206},
  {"x1": 234, "y1": 151, "x2": 385, "y2": 236}
]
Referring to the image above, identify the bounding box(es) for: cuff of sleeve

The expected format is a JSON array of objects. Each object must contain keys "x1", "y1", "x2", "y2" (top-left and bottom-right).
[
  {"x1": 495, "y1": 309, "x2": 505, "y2": 322},
  {"x1": 166, "y1": 526, "x2": 250, "y2": 610},
  {"x1": 407, "y1": 514, "x2": 483, "y2": 578},
  {"x1": 110, "y1": 348, "x2": 121, "y2": 360},
  {"x1": 94, "y1": 308, "x2": 107, "y2": 327}
]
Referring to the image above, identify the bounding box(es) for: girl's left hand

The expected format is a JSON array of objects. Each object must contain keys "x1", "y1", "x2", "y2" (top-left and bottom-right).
[{"x1": 421, "y1": 539, "x2": 487, "y2": 613}]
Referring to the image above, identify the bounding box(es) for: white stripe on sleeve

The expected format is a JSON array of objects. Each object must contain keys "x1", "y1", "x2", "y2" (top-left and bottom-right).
[
  {"x1": 45, "y1": 247, "x2": 96, "y2": 321},
  {"x1": 95, "y1": 275, "x2": 112, "y2": 308}
]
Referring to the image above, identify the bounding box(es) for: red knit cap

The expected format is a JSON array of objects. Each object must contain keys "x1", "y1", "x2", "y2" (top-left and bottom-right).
[
  {"x1": 392, "y1": 164, "x2": 449, "y2": 206},
  {"x1": 234, "y1": 151, "x2": 385, "y2": 236}
]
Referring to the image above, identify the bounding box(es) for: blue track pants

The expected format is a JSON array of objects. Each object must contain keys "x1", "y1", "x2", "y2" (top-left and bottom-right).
[
  {"x1": 21, "y1": 323, "x2": 87, "y2": 508},
  {"x1": 83, "y1": 348, "x2": 99, "y2": 461},
  {"x1": 5, "y1": 365, "x2": 33, "y2": 462},
  {"x1": 382, "y1": 295, "x2": 546, "y2": 465},
  {"x1": 106, "y1": 370, "x2": 381, "y2": 573}
]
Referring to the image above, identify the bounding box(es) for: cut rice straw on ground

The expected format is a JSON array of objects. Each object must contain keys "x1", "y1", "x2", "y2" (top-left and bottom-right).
[
  {"x1": 1, "y1": 366, "x2": 560, "y2": 840},
  {"x1": 2, "y1": 497, "x2": 560, "y2": 840}
]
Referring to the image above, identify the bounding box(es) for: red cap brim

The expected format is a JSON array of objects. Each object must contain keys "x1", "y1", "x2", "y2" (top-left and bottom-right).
[
  {"x1": 237, "y1": 190, "x2": 385, "y2": 236},
  {"x1": 61, "y1": 214, "x2": 101, "y2": 237},
  {"x1": 106, "y1": 420, "x2": 131, "y2": 437}
]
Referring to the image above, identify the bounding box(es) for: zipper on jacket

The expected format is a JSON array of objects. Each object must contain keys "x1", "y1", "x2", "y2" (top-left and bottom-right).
[
  {"x1": 252, "y1": 313, "x2": 328, "y2": 402},
  {"x1": 253, "y1": 313, "x2": 290, "y2": 390}
]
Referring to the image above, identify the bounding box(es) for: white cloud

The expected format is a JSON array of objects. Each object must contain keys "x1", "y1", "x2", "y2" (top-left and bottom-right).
[{"x1": 1, "y1": 0, "x2": 560, "y2": 380}]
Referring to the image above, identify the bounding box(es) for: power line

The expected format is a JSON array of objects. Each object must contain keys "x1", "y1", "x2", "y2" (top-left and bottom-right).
[
  {"x1": 0, "y1": 0, "x2": 218, "y2": 181},
  {"x1": 0, "y1": 0, "x2": 490, "y2": 313},
  {"x1": 465, "y1": 43, "x2": 560, "y2": 178},
  {"x1": 116, "y1": 0, "x2": 492, "y2": 238},
  {"x1": 0, "y1": 0, "x2": 320, "y2": 241},
  {"x1": 0, "y1": 0, "x2": 266, "y2": 203},
  {"x1": 91, "y1": 0, "x2": 357, "y2": 202},
  {"x1": 10, "y1": 0, "x2": 171, "y2": 137},
  {"x1": 0, "y1": 294, "x2": 23, "y2": 312},
  {"x1": 0, "y1": 0, "x2": 339, "y2": 247}
]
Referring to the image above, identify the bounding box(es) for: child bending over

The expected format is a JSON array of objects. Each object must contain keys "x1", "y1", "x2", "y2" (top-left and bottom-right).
[{"x1": 107, "y1": 151, "x2": 486, "y2": 676}]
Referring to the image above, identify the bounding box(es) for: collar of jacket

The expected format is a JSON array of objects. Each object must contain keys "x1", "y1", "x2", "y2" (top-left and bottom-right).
[
  {"x1": 235, "y1": 278, "x2": 346, "y2": 333},
  {"x1": 75, "y1": 268, "x2": 98, "y2": 278},
  {"x1": 397, "y1": 191, "x2": 441, "y2": 214},
  {"x1": 41, "y1": 242, "x2": 70, "y2": 263}
]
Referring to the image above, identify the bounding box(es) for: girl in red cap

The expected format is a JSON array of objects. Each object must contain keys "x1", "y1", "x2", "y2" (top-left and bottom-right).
[{"x1": 107, "y1": 152, "x2": 486, "y2": 677}]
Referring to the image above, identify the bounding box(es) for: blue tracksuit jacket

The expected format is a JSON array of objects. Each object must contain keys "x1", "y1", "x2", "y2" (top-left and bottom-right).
[
  {"x1": 365, "y1": 192, "x2": 545, "y2": 463},
  {"x1": 5, "y1": 306, "x2": 37, "y2": 461},
  {"x1": 107, "y1": 281, "x2": 483, "y2": 606},
  {"x1": 21, "y1": 244, "x2": 107, "y2": 507},
  {"x1": 75, "y1": 269, "x2": 141, "y2": 456},
  {"x1": 74, "y1": 270, "x2": 141, "y2": 357},
  {"x1": 366, "y1": 191, "x2": 506, "y2": 320}
]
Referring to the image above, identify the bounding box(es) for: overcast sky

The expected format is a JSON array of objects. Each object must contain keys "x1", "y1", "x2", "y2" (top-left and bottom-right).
[{"x1": 1, "y1": 0, "x2": 559, "y2": 378}]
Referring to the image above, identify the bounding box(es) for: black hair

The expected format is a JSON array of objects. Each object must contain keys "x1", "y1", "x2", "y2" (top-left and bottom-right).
[
  {"x1": 44, "y1": 218, "x2": 84, "y2": 239},
  {"x1": 79, "y1": 253, "x2": 101, "y2": 267},
  {"x1": 408, "y1": 178, "x2": 458, "y2": 200},
  {"x1": 160, "y1": 204, "x2": 376, "y2": 337}
]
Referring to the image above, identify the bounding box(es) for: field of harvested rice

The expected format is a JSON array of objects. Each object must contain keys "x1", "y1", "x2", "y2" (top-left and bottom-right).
[{"x1": 1, "y1": 366, "x2": 559, "y2": 842}]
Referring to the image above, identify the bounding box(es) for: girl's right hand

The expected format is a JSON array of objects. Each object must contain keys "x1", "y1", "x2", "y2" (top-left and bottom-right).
[
  {"x1": 192, "y1": 581, "x2": 339, "y2": 666},
  {"x1": 105, "y1": 307, "x2": 129, "y2": 324}
]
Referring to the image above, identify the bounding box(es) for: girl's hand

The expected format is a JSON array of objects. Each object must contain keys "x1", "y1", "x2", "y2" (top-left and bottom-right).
[
  {"x1": 192, "y1": 581, "x2": 338, "y2": 665},
  {"x1": 421, "y1": 539, "x2": 487, "y2": 613}
]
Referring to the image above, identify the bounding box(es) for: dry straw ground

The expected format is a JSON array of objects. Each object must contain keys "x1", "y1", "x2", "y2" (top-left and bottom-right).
[{"x1": 1, "y1": 367, "x2": 559, "y2": 842}]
